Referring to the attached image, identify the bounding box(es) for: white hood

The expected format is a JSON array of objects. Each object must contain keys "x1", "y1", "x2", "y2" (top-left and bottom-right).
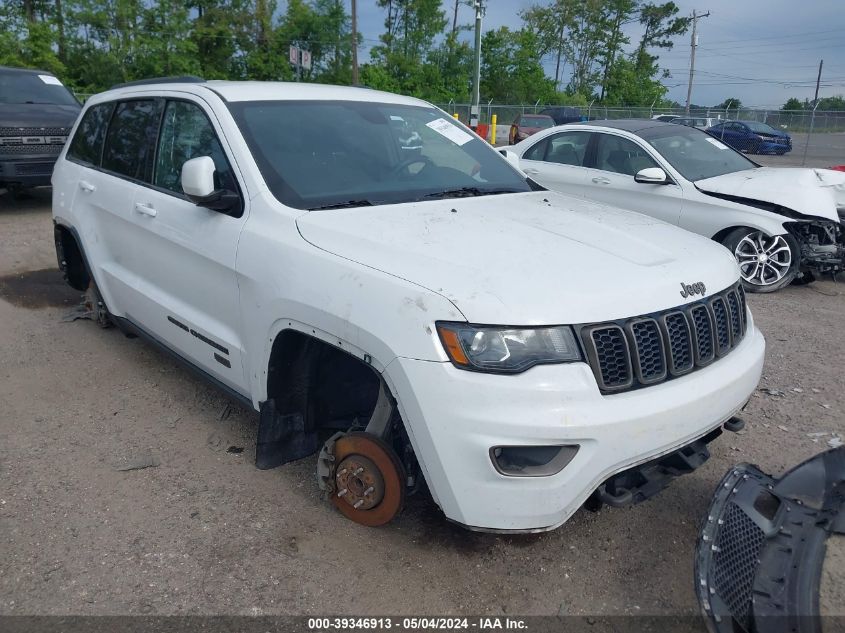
[
  {"x1": 696, "y1": 167, "x2": 845, "y2": 223},
  {"x1": 296, "y1": 192, "x2": 740, "y2": 325}
]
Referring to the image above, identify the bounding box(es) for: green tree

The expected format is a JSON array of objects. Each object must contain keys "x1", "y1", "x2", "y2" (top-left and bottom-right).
[
  {"x1": 816, "y1": 95, "x2": 845, "y2": 111},
  {"x1": 782, "y1": 97, "x2": 804, "y2": 111},
  {"x1": 716, "y1": 97, "x2": 742, "y2": 110},
  {"x1": 480, "y1": 27, "x2": 556, "y2": 104}
]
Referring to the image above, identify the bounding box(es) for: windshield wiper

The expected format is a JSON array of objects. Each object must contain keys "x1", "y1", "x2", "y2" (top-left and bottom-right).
[
  {"x1": 307, "y1": 199, "x2": 374, "y2": 210},
  {"x1": 422, "y1": 187, "x2": 522, "y2": 200}
]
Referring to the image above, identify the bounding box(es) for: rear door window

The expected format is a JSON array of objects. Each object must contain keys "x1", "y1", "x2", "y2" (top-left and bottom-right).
[
  {"x1": 66, "y1": 103, "x2": 115, "y2": 166},
  {"x1": 524, "y1": 131, "x2": 590, "y2": 166},
  {"x1": 101, "y1": 100, "x2": 162, "y2": 182}
]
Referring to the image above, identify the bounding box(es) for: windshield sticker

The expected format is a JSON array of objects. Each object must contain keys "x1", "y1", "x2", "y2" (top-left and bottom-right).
[
  {"x1": 706, "y1": 137, "x2": 729, "y2": 150},
  {"x1": 426, "y1": 118, "x2": 473, "y2": 146},
  {"x1": 38, "y1": 74, "x2": 63, "y2": 86}
]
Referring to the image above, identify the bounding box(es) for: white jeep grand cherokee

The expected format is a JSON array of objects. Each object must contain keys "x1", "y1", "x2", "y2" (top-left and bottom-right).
[{"x1": 52, "y1": 80, "x2": 765, "y2": 532}]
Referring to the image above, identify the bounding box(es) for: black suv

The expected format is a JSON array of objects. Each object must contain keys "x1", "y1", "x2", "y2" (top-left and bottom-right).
[
  {"x1": 0, "y1": 66, "x2": 81, "y2": 192},
  {"x1": 538, "y1": 106, "x2": 582, "y2": 125}
]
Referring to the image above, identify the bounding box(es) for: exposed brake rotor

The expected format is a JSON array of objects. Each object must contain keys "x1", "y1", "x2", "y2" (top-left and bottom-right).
[{"x1": 328, "y1": 432, "x2": 405, "y2": 527}]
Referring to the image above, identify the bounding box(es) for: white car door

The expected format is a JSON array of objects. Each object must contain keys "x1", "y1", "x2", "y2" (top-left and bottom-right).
[
  {"x1": 581, "y1": 132, "x2": 684, "y2": 226},
  {"x1": 518, "y1": 130, "x2": 591, "y2": 197},
  {"x1": 70, "y1": 99, "x2": 161, "y2": 316},
  {"x1": 123, "y1": 98, "x2": 250, "y2": 394}
]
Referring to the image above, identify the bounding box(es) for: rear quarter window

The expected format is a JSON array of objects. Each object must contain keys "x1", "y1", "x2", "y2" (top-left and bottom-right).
[{"x1": 66, "y1": 102, "x2": 115, "y2": 166}]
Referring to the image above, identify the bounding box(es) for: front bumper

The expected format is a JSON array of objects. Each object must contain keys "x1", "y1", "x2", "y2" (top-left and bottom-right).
[
  {"x1": 385, "y1": 321, "x2": 765, "y2": 532},
  {"x1": 759, "y1": 139, "x2": 791, "y2": 153},
  {"x1": 0, "y1": 155, "x2": 58, "y2": 187}
]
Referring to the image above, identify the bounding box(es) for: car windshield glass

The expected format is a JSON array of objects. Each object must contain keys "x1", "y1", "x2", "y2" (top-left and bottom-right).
[
  {"x1": 745, "y1": 121, "x2": 779, "y2": 134},
  {"x1": 520, "y1": 116, "x2": 553, "y2": 128},
  {"x1": 227, "y1": 100, "x2": 531, "y2": 210},
  {"x1": 638, "y1": 125, "x2": 757, "y2": 181},
  {"x1": 0, "y1": 71, "x2": 79, "y2": 106}
]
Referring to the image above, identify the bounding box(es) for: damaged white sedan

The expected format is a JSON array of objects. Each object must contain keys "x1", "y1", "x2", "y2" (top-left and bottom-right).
[{"x1": 505, "y1": 120, "x2": 845, "y2": 293}]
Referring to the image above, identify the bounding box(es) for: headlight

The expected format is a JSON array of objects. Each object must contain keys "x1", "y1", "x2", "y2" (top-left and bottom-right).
[{"x1": 436, "y1": 322, "x2": 582, "y2": 373}]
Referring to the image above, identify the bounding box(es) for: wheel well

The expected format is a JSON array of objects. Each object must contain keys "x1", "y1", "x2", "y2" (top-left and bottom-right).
[
  {"x1": 266, "y1": 330, "x2": 383, "y2": 434},
  {"x1": 54, "y1": 224, "x2": 90, "y2": 291},
  {"x1": 711, "y1": 225, "x2": 756, "y2": 244}
]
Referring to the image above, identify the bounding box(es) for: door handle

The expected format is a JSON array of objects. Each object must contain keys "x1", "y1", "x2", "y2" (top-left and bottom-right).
[
  {"x1": 591, "y1": 176, "x2": 611, "y2": 185},
  {"x1": 78, "y1": 180, "x2": 96, "y2": 193},
  {"x1": 134, "y1": 202, "x2": 157, "y2": 217},
  {"x1": 523, "y1": 168, "x2": 540, "y2": 175}
]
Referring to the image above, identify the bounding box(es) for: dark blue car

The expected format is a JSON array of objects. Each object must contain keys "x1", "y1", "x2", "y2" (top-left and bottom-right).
[{"x1": 706, "y1": 120, "x2": 792, "y2": 155}]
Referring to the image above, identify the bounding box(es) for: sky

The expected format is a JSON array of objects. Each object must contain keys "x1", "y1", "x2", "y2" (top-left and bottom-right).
[{"x1": 351, "y1": 0, "x2": 845, "y2": 108}]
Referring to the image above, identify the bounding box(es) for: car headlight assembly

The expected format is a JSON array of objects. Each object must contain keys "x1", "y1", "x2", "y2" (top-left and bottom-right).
[{"x1": 436, "y1": 322, "x2": 583, "y2": 373}]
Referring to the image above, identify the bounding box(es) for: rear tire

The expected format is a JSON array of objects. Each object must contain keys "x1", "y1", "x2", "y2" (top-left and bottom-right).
[{"x1": 722, "y1": 228, "x2": 798, "y2": 293}]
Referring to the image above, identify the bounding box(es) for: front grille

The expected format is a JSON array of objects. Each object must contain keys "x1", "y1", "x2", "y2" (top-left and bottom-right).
[
  {"x1": 585, "y1": 325, "x2": 632, "y2": 390},
  {"x1": 580, "y1": 283, "x2": 747, "y2": 394},
  {"x1": 0, "y1": 126, "x2": 69, "y2": 136},
  {"x1": 0, "y1": 143, "x2": 63, "y2": 155},
  {"x1": 14, "y1": 162, "x2": 54, "y2": 175},
  {"x1": 712, "y1": 502, "x2": 766, "y2": 631},
  {"x1": 628, "y1": 319, "x2": 665, "y2": 384}
]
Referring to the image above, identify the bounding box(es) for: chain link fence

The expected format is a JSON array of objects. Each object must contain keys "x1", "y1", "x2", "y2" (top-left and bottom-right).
[
  {"x1": 436, "y1": 102, "x2": 845, "y2": 168},
  {"x1": 70, "y1": 87, "x2": 843, "y2": 168}
]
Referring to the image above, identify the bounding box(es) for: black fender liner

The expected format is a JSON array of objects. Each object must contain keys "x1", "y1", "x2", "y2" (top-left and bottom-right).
[
  {"x1": 255, "y1": 400, "x2": 316, "y2": 470},
  {"x1": 695, "y1": 447, "x2": 845, "y2": 633}
]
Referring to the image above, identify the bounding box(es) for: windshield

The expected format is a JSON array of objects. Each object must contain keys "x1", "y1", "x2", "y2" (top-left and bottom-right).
[
  {"x1": 520, "y1": 116, "x2": 553, "y2": 128},
  {"x1": 638, "y1": 125, "x2": 757, "y2": 182},
  {"x1": 227, "y1": 100, "x2": 531, "y2": 210},
  {"x1": 745, "y1": 121, "x2": 779, "y2": 134},
  {"x1": 0, "y1": 71, "x2": 79, "y2": 106}
]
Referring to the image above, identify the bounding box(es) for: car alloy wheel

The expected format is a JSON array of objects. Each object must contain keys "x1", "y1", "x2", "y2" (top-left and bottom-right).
[{"x1": 734, "y1": 231, "x2": 793, "y2": 289}]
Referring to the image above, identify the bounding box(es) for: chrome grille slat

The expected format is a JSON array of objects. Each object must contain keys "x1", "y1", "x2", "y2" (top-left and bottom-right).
[{"x1": 580, "y1": 283, "x2": 747, "y2": 395}]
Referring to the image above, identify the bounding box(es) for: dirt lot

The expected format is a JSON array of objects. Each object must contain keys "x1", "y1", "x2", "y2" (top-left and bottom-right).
[{"x1": 1, "y1": 188, "x2": 843, "y2": 618}]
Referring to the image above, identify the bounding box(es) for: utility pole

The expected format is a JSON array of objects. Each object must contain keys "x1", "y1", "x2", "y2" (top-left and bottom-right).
[
  {"x1": 685, "y1": 9, "x2": 710, "y2": 115},
  {"x1": 470, "y1": 0, "x2": 483, "y2": 130},
  {"x1": 812, "y1": 58, "x2": 824, "y2": 104},
  {"x1": 350, "y1": 0, "x2": 359, "y2": 85},
  {"x1": 801, "y1": 59, "x2": 823, "y2": 166}
]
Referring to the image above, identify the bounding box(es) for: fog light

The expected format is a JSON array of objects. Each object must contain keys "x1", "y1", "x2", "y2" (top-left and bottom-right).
[{"x1": 490, "y1": 445, "x2": 579, "y2": 477}]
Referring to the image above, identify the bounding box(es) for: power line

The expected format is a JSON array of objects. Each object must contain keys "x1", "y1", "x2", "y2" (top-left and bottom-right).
[{"x1": 694, "y1": 27, "x2": 845, "y2": 46}]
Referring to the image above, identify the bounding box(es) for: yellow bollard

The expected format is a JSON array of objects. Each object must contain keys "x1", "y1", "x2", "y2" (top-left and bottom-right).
[
  {"x1": 453, "y1": 113, "x2": 459, "y2": 120},
  {"x1": 490, "y1": 114, "x2": 497, "y2": 145}
]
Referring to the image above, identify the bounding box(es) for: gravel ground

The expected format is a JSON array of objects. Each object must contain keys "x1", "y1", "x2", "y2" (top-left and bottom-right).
[{"x1": 1, "y1": 188, "x2": 843, "y2": 618}]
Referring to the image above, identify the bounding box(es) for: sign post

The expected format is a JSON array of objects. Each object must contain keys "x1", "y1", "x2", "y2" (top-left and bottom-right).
[{"x1": 289, "y1": 45, "x2": 311, "y2": 81}]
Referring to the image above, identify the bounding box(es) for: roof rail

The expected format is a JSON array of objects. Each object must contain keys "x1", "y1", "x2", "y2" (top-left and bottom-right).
[{"x1": 110, "y1": 76, "x2": 206, "y2": 89}]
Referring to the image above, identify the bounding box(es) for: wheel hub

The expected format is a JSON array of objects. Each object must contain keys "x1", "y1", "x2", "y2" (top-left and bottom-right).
[
  {"x1": 328, "y1": 432, "x2": 405, "y2": 527},
  {"x1": 335, "y1": 454, "x2": 384, "y2": 511}
]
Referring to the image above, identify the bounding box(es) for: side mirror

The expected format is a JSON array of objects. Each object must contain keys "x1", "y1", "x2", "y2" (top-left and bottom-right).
[
  {"x1": 181, "y1": 156, "x2": 240, "y2": 214},
  {"x1": 634, "y1": 167, "x2": 669, "y2": 185},
  {"x1": 499, "y1": 149, "x2": 522, "y2": 171}
]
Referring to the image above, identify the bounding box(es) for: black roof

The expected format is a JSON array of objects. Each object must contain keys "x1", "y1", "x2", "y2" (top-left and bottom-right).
[
  {"x1": 0, "y1": 65, "x2": 55, "y2": 76},
  {"x1": 110, "y1": 76, "x2": 206, "y2": 89},
  {"x1": 578, "y1": 118, "x2": 677, "y2": 133}
]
